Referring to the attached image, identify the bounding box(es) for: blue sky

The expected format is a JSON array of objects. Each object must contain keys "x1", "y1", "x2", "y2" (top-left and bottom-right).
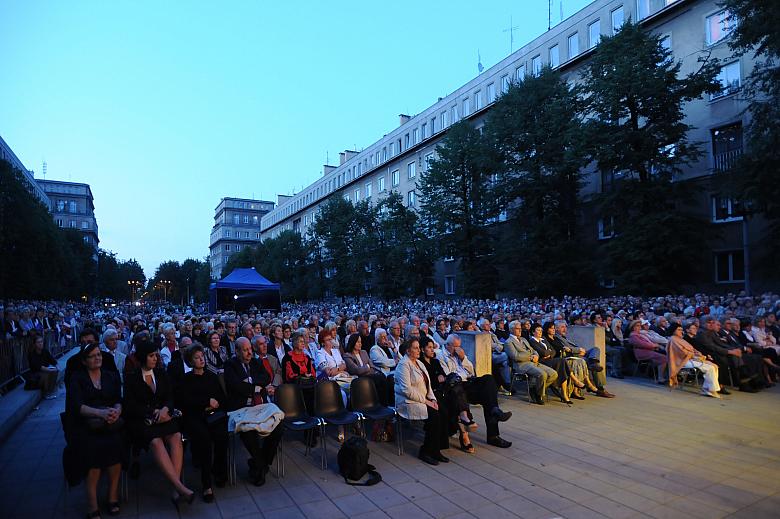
[{"x1": 1, "y1": 0, "x2": 590, "y2": 277}]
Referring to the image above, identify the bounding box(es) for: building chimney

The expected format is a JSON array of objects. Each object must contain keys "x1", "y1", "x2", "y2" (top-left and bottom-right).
[
  {"x1": 323, "y1": 165, "x2": 337, "y2": 176},
  {"x1": 399, "y1": 114, "x2": 411, "y2": 126},
  {"x1": 339, "y1": 152, "x2": 347, "y2": 165}
]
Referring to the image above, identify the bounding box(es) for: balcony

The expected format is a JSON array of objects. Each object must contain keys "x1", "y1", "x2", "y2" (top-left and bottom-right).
[{"x1": 714, "y1": 149, "x2": 742, "y2": 173}]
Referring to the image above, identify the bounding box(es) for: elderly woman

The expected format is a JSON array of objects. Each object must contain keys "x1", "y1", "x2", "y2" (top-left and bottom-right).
[
  {"x1": 546, "y1": 322, "x2": 599, "y2": 399},
  {"x1": 203, "y1": 330, "x2": 228, "y2": 375},
  {"x1": 124, "y1": 339, "x2": 194, "y2": 507},
  {"x1": 667, "y1": 323, "x2": 721, "y2": 398},
  {"x1": 395, "y1": 338, "x2": 449, "y2": 465},
  {"x1": 369, "y1": 328, "x2": 398, "y2": 375},
  {"x1": 28, "y1": 334, "x2": 59, "y2": 399},
  {"x1": 178, "y1": 345, "x2": 228, "y2": 502},
  {"x1": 628, "y1": 320, "x2": 668, "y2": 384},
  {"x1": 159, "y1": 322, "x2": 179, "y2": 367},
  {"x1": 65, "y1": 343, "x2": 124, "y2": 518},
  {"x1": 344, "y1": 333, "x2": 389, "y2": 406},
  {"x1": 605, "y1": 315, "x2": 625, "y2": 378}
]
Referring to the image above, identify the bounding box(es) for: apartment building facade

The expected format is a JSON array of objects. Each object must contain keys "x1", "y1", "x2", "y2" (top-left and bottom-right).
[
  {"x1": 1, "y1": 134, "x2": 50, "y2": 205},
  {"x1": 209, "y1": 197, "x2": 275, "y2": 279},
  {"x1": 260, "y1": 0, "x2": 760, "y2": 295},
  {"x1": 36, "y1": 179, "x2": 100, "y2": 249}
]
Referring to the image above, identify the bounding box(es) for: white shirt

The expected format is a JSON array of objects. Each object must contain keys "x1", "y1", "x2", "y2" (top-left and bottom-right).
[
  {"x1": 436, "y1": 348, "x2": 475, "y2": 380},
  {"x1": 315, "y1": 347, "x2": 344, "y2": 377}
]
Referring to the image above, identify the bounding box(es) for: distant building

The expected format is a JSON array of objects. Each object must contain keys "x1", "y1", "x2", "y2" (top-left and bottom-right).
[
  {"x1": 0, "y1": 134, "x2": 49, "y2": 205},
  {"x1": 259, "y1": 0, "x2": 763, "y2": 295},
  {"x1": 36, "y1": 179, "x2": 100, "y2": 249},
  {"x1": 209, "y1": 197, "x2": 275, "y2": 279}
]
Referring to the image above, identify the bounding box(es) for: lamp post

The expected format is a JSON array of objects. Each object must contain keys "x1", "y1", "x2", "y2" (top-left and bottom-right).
[
  {"x1": 160, "y1": 280, "x2": 171, "y2": 302},
  {"x1": 127, "y1": 280, "x2": 142, "y2": 303},
  {"x1": 186, "y1": 277, "x2": 190, "y2": 306}
]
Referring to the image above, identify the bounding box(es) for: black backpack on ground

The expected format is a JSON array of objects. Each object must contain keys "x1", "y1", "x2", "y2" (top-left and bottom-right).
[{"x1": 337, "y1": 436, "x2": 382, "y2": 486}]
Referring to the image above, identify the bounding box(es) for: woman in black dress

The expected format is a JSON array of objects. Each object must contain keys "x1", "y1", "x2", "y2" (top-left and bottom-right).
[
  {"x1": 419, "y1": 337, "x2": 476, "y2": 453},
  {"x1": 178, "y1": 344, "x2": 228, "y2": 503},
  {"x1": 28, "y1": 334, "x2": 59, "y2": 398},
  {"x1": 65, "y1": 342, "x2": 124, "y2": 518},
  {"x1": 123, "y1": 339, "x2": 194, "y2": 506},
  {"x1": 528, "y1": 322, "x2": 573, "y2": 404}
]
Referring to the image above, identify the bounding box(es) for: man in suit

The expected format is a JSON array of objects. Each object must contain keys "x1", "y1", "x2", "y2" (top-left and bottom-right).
[
  {"x1": 220, "y1": 319, "x2": 239, "y2": 357},
  {"x1": 696, "y1": 316, "x2": 759, "y2": 392},
  {"x1": 504, "y1": 320, "x2": 557, "y2": 404},
  {"x1": 100, "y1": 328, "x2": 127, "y2": 382},
  {"x1": 65, "y1": 328, "x2": 118, "y2": 385},
  {"x1": 224, "y1": 338, "x2": 282, "y2": 486}
]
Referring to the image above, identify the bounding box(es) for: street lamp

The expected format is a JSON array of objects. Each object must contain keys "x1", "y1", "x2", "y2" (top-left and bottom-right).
[
  {"x1": 160, "y1": 280, "x2": 172, "y2": 302},
  {"x1": 127, "y1": 280, "x2": 142, "y2": 303}
]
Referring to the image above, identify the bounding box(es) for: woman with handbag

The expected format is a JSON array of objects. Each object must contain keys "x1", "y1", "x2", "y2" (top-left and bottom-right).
[
  {"x1": 123, "y1": 339, "x2": 194, "y2": 508},
  {"x1": 343, "y1": 333, "x2": 388, "y2": 405},
  {"x1": 65, "y1": 342, "x2": 124, "y2": 519},
  {"x1": 178, "y1": 344, "x2": 228, "y2": 503}
]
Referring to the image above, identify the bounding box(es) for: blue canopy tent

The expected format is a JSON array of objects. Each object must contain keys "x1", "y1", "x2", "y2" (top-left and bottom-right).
[{"x1": 208, "y1": 268, "x2": 281, "y2": 313}]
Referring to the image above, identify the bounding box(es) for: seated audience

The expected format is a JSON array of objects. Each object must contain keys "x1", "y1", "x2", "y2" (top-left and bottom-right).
[
  {"x1": 478, "y1": 318, "x2": 512, "y2": 395},
  {"x1": 528, "y1": 322, "x2": 573, "y2": 404},
  {"x1": 203, "y1": 330, "x2": 228, "y2": 375},
  {"x1": 28, "y1": 334, "x2": 59, "y2": 399},
  {"x1": 667, "y1": 323, "x2": 721, "y2": 397},
  {"x1": 628, "y1": 320, "x2": 668, "y2": 384},
  {"x1": 504, "y1": 320, "x2": 557, "y2": 404},
  {"x1": 553, "y1": 321, "x2": 614, "y2": 398}
]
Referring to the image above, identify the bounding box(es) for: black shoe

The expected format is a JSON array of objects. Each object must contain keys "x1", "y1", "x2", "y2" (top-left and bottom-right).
[
  {"x1": 253, "y1": 468, "x2": 266, "y2": 486},
  {"x1": 487, "y1": 436, "x2": 512, "y2": 448},
  {"x1": 418, "y1": 451, "x2": 439, "y2": 465},
  {"x1": 718, "y1": 388, "x2": 731, "y2": 395},
  {"x1": 535, "y1": 395, "x2": 546, "y2": 405},
  {"x1": 739, "y1": 385, "x2": 759, "y2": 393},
  {"x1": 490, "y1": 407, "x2": 512, "y2": 422},
  {"x1": 571, "y1": 393, "x2": 585, "y2": 400},
  {"x1": 433, "y1": 453, "x2": 450, "y2": 463}
]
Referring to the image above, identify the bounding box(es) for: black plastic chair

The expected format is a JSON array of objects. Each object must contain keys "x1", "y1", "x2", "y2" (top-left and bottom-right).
[
  {"x1": 275, "y1": 383, "x2": 322, "y2": 476},
  {"x1": 349, "y1": 377, "x2": 400, "y2": 455},
  {"x1": 313, "y1": 380, "x2": 361, "y2": 469}
]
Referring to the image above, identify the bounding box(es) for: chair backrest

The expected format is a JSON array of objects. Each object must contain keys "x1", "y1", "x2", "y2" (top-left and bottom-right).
[
  {"x1": 314, "y1": 380, "x2": 346, "y2": 416},
  {"x1": 350, "y1": 376, "x2": 380, "y2": 412},
  {"x1": 275, "y1": 383, "x2": 307, "y2": 420}
]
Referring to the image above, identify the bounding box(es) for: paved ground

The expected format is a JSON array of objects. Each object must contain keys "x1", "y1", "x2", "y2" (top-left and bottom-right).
[{"x1": 1, "y1": 377, "x2": 779, "y2": 519}]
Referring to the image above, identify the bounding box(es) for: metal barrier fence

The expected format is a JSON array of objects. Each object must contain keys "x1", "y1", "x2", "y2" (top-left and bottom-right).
[{"x1": 0, "y1": 331, "x2": 72, "y2": 392}]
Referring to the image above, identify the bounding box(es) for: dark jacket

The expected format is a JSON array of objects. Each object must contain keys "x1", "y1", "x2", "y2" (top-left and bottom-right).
[
  {"x1": 695, "y1": 329, "x2": 731, "y2": 358},
  {"x1": 178, "y1": 370, "x2": 226, "y2": 421},
  {"x1": 528, "y1": 337, "x2": 556, "y2": 360},
  {"x1": 123, "y1": 368, "x2": 175, "y2": 424},
  {"x1": 223, "y1": 357, "x2": 271, "y2": 411}
]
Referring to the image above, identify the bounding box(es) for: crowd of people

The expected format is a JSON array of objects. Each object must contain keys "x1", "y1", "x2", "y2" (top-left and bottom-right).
[{"x1": 2, "y1": 290, "x2": 779, "y2": 519}]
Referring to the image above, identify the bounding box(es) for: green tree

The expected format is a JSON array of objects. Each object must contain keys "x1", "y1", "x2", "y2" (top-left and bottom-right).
[
  {"x1": 582, "y1": 21, "x2": 721, "y2": 292},
  {"x1": 372, "y1": 192, "x2": 434, "y2": 298},
  {"x1": 488, "y1": 67, "x2": 594, "y2": 295},
  {"x1": 418, "y1": 120, "x2": 500, "y2": 298},
  {"x1": 720, "y1": 0, "x2": 780, "y2": 260}
]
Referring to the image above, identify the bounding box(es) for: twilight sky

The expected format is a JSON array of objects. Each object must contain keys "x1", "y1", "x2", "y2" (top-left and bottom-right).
[{"x1": 0, "y1": 0, "x2": 589, "y2": 277}]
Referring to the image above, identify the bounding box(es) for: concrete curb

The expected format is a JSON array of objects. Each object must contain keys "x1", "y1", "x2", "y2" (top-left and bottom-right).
[{"x1": 0, "y1": 347, "x2": 79, "y2": 443}]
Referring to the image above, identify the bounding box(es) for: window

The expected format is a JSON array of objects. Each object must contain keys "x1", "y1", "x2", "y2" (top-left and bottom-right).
[
  {"x1": 601, "y1": 170, "x2": 615, "y2": 193},
  {"x1": 233, "y1": 214, "x2": 239, "y2": 225},
  {"x1": 365, "y1": 182, "x2": 372, "y2": 198},
  {"x1": 81, "y1": 221, "x2": 89, "y2": 229},
  {"x1": 474, "y1": 90, "x2": 482, "y2": 110},
  {"x1": 712, "y1": 123, "x2": 743, "y2": 172},
  {"x1": 83, "y1": 236, "x2": 90, "y2": 244},
  {"x1": 501, "y1": 74, "x2": 510, "y2": 93},
  {"x1": 431, "y1": 117, "x2": 436, "y2": 133},
  {"x1": 597, "y1": 216, "x2": 615, "y2": 239},
  {"x1": 407, "y1": 190, "x2": 416, "y2": 207},
  {"x1": 599, "y1": 278, "x2": 616, "y2": 289},
  {"x1": 712, "y1": 61, "x2": 740, "y2": 99},
  {"x1": 588, "y1": 20, "x2": 601, "y2": 49},
  {"x1": 404, "y1": 133, "x2": 410, "y2": 149},
  {"x1": 462, "y1": 97, "x2": 470, "y2": 116},
  {"x1": 421, "y1": 123, "x2": 427, "y2": 139},
  {"x1": 255, "y1": 232, "x2": 261, "y2": 239},
  {"x1": 487, "y1": 83, "x2": 496, "y2": 103},
  {"x1": 56, "y1": 200, "x2": 65, "y2": 211},
  {"x1": 344, "y1": 193, "x2": 351, "y2": 203},
  {"x1": 67, "y1": 220, "x2": 74, "y2": 228},
  {"x1": 68, "y1": 201, "x2": 77, "y2": 213},
  {"x1": 236, "y1": 244, "x2": 241, "y2": 252},
  {"x1": 515, "y1": 64, "x2": 526, "y2": 82},
  {"x1": 407, "y1": 161, "x2": 416, "y2": 179},
  {"x1": 412, "y1": 128, "x2": 419, "y2": 144},
  {"x1": 441, "y1": 110, "x2": 449, "y2": 128},
  {"x1": 382, "y1": 147, "x2": 387, "y2": 162},
  {"x1": 445, "y1": 276, "x2": 455, "y2": 295},
  {"x1": 252, "y1": 215, "x2": 258, "y2": 225},
  {"x1": 567, "y1": 33, "x2": 579, "y2": 59},
  {"x1": 391, "y1": 169, "x2": 400, "y2": 187},
  {"x1": 611, "y1": 7, "x2": 624, "y2": 34},
  {"x1": 244, "y1": 231, "x2": 249, "y2": 238},
  {"x1": 378, "y1": 176, "x2": 386, "y2": 191},
  {"x1": 715, "y1": 250, "x2": 745, "y2": 283},
  {"x1": 451, "y1": 105, "x2": 458, "y2": 123},
  {"x1": 426, "y1": 287, "x2": 435, "y2": 296},
  {"x1": 225, "y1": 230, "x2": 231, "y2": 238},
  {"x1": 531, "y1": 55, "x2": 542, "y2": 76},
  {"x1": 549, "y1": 45, "x2": 560, "y2": 68},
  {"x1": 243, "y1": 215, "x2": 249, "y2": 224},
  {"x1": 56, "y1": 218, "x2": 63, "y2": 227},
  {"x1": 354, "y1": 188, "x2": 360, "y2": 202},
  {"x1": 224, "y1": 244, "x2": 230, "y2": 251},
  {"x1": 707, "y1": 10, "x2": 736, "y2": 45},
  {"x1": 712, "y1": 196, "x2": 742, "y2": 222}
]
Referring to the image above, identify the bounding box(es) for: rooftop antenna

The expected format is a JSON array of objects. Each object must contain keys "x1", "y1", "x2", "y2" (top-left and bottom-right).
[
  {"x1": 326, "y1": 150, "x2": 329, "y2": 164},
  {"x1": 42, "y1": 160, "x2": 47, "y2": 181},
  {"x1": 503, "y1": 16, "x2": 519, "y2": 53},
  {"x1": 548, "y1": 0, "x2": 552, "y2": 30},
  {"x1": 477, "y1": 50, "x2": 484, "y2": 73}
]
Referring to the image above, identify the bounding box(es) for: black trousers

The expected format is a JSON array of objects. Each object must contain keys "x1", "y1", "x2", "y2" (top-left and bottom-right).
[
  {"x1": 365, "y1": 373, "x2": 390, "y2": 407},
  {"x1": 464, "y1": 375, "x2": 500, "y2": 438},
  {"x1": 421, "y1": 405, "x2": 449, "y2": 456},
  {"x1": 185, "y1": 417, "x2": 228, "y2": 488},
  {"x1": 239, "y1": 425, "x2": 283, "y2": 473}
]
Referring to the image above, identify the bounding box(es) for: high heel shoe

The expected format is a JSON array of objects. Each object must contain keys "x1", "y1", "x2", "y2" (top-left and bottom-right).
[
  {"x1": 458, "y1": 431, "x2": 475, "y2": 454},
  {"x1": 459, "y1": 417, "x2": 478, "y2": 431},
  {"x1": 560, "y1": 397, "x2": 573, "y2": 405}
]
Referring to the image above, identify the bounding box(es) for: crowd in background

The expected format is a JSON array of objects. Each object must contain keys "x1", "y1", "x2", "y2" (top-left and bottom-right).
[{"x1": 2, "y1": 291, "x2": 779, "y2": 518}]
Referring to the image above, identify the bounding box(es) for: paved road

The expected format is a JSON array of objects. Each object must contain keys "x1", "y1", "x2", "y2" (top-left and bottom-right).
[{"x1": 1, "y1": 377, "x2": 779, "y2": 519}]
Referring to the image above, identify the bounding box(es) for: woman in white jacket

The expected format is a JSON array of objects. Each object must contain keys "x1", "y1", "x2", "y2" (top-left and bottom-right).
[{"x1": 394, "y1": 338, "x2": 449, "y2": 465}]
